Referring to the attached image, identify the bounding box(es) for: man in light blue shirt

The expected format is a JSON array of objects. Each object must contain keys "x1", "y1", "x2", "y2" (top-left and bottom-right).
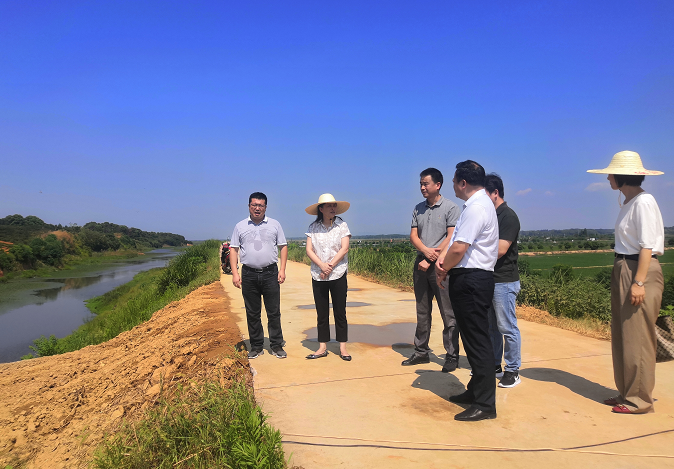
[{"x1": 230, "y1": 192, "x2": 288, "y2": 360}]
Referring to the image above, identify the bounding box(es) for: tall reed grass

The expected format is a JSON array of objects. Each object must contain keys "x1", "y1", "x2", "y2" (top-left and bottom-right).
[
  {"x1": 287, "y1": 243, "x2": 414, "y2": 290},
  {"x1": 93, "y1": 380, "x2": 288, "y2": 469},
  {"x1": 26, "y1": 240, "x2": 222, "y2": 358}
]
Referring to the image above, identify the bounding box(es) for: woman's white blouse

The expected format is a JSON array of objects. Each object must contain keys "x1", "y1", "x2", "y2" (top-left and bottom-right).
[
  {"x1": 305, "y1": 218, "x2": 351, "y2": 281},
  {"x1": 614, "y1": 192, "x2": 664, "y2": 256}
]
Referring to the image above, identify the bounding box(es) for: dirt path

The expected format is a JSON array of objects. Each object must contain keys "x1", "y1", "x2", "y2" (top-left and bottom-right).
[{"x1": 0, "y1": 282, "x2": 246, "y2": 469}]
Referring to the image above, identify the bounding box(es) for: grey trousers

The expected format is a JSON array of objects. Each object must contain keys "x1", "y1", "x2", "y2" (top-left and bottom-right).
[{"x1": 412, "y1": 256, "x2": 460, "y2": 359}]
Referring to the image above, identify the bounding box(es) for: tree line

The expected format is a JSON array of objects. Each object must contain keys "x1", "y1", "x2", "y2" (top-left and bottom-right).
[{"x1": 0, "y1": 214, "x2": 187, "y2": 274}]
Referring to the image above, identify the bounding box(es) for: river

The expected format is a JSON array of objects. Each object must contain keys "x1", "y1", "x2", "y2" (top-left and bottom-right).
[{"x1": 0, "y1": 249, "x2": 179, "y2": 363}]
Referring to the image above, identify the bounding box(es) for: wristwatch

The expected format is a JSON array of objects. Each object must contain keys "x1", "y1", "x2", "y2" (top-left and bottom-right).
[{"x1": 634, "y1": 280, "x2": 644, "y2": 287}]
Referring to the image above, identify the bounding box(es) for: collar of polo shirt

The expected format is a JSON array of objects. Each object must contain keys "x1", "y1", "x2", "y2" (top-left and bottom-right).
[{"x1": 248, "y1": 216, "x2": 268, "y2": 224}]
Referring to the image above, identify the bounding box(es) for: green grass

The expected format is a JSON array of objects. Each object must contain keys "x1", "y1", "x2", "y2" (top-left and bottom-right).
[
  {"x1": 93, "y1": 380, "x2": 288, "y2": 469},
  {"x1": 24, "y1": 241, "x2": 222, "y2": 358},
  {"x1": 523, "y1": 250, "x2": 674, "y2": 278}
]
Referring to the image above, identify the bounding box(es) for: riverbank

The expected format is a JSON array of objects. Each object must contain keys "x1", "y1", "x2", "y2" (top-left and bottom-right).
[
  {"x1": 0, "y1": 282, "x2": 248, "y2": 468},
  {"x1": 21, "y1": 242, "x2": 222, "y2": 360}
]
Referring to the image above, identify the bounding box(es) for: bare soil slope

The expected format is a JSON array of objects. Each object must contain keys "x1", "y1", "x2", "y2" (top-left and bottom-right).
[{"x1": 0, "y1": 282, "x2": 246, "y2": 468}]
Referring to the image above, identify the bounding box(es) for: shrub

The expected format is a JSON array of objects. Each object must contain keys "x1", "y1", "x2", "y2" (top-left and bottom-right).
[
  {"x1": 550, "y1": 264, "x2": 574, "y2": 283},
  {"x1": 27, "y1": 334, "x2": 61, "y2": 358},
  {"x1": 594, "y1": 268, "x2": 612, "y2": 290},
  {"x1": 519, "y1": 274, "x2": 611, "y2": 322}
]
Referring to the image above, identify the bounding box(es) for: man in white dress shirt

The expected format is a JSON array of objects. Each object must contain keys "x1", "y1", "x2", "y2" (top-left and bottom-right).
[{"x1": 436, "y1": 160, "x2": 499, "y2": 421}]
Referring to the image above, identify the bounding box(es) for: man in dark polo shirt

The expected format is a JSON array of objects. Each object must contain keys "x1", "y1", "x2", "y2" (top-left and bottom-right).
[
  {"x1": 484, "y1": 174, "x2": 522, "y2": 388},
  {"x1": 230, "y1": 192, "x2": 288, "y2": 360},
  {"x1": 402, "y1": 168, "x2": 461, "y2": 372}
]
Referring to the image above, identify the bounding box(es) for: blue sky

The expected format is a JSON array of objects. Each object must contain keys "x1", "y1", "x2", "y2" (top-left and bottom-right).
[{"x1": 2, "y1": 1, "x2": 673, "y2": 240}]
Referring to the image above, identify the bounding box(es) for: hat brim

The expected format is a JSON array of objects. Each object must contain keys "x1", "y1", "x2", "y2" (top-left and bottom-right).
[
  {"x1": 305, "y1": 201, "x2": 350, "y2": 216},
  {"x1": 587, "y1": 168, "x2": 664, "y2": 175}
]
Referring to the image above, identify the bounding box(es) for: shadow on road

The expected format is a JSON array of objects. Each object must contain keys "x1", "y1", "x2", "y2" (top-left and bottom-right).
[{"x1": 520, "y1": 367, "x2": 616, "y2": 404}]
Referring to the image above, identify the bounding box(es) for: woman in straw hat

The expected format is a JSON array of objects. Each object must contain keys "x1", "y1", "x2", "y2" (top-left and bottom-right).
[
  {"x1": 304, "y1": 194, "x2": 353, "y2": 361},
  {"x1": 588, "y1": 150, "x2": 665, "y2": 414}
]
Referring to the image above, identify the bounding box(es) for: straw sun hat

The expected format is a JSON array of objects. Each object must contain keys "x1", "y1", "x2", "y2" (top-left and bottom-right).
[
  {"x1": 587, "y1": 150, "x2": 664, "y2": 176},
  {"x1": 305, "y1": 193, "x2": 350, "y2": 215}
]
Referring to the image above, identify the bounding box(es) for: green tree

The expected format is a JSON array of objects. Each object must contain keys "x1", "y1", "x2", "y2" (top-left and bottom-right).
[
  {"x1": 9, "y1": 244, "x2": 35, "y2": 266},
  {"x1": 0, "y1": 251, "x2": 15, "y2": 271}
]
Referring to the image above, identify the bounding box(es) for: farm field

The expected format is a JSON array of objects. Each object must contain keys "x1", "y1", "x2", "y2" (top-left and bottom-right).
[{"x1": 523, "y1": 249, "x2": 674, "y2": 278}]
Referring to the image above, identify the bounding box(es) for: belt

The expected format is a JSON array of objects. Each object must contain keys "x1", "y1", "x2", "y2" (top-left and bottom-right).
[
  {"x1": 615, "y1": 253, "x2": 658, "y2": 261},
  {"x1": 449, "y1": 267, "x2": 486, "y2": 276},
  {"x1": 242, "y1": 264, "x2": 277, "y2": 273}
]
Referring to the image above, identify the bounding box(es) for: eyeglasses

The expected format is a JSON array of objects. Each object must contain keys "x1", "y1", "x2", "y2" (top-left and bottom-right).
[{"x1": 249, "y1": 204, "x2": 266, "y2": 209}]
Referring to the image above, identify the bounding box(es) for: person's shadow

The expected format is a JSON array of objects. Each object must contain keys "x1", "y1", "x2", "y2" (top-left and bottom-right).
[
  {"x1": 411, "y1": 369, "x2": 467, "y2": 405},
  {"x1": 519, "y1": 367, "x2": 616, "y2": 404}
]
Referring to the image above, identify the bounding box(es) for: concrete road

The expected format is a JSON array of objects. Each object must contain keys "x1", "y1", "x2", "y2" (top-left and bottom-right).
[{"x1": 221, "y1": 261, "x2": 674, "y2": 469}]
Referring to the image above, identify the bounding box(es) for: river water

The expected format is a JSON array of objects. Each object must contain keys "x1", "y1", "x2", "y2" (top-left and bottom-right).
[{"x1": 0, "y1": 249, "x2": 178, "y2": 363}]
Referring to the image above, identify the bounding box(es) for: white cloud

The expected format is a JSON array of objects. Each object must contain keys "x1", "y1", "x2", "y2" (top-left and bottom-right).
[
  {"x1": 545, "y1": 191, "x2": 554, "y2": 196},
  {"x1": 516, "y1": 188, "x2": 532, "y2": 196},
  {"x1": 585, "y1": 182, "x2": 610, "y2": 192}
]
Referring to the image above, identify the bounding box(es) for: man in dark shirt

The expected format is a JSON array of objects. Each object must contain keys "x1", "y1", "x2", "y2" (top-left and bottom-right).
[{"x1": 484, "y1": 174, "x2": 522, "y2": 388}]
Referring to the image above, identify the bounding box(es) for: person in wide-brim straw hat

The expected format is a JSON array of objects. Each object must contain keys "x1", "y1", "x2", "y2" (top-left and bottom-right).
[
  {"x1": 587, "y1": 150, "x2": 665, "y2": 415},
  {"x1": 303, "y1": 194, "x2": 353, "y2": 361},
  {"x1": 305, "y1": 193, "x2": 350, "y2": 215}
]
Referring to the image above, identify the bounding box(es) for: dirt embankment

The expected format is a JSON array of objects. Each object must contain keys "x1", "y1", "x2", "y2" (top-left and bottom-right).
[{"x1": 0, "y1": 282, "x2": 246, "y2": 469}]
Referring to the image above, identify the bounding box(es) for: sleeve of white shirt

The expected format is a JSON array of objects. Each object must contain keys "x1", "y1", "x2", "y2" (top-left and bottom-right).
[
  {"x1": 452, "y1": 204, "x2": 486, "y2": 245},
  {"x1": 230, "y1": 225, "x2": 241, "y2": 248},
  {"x1": 276, "y1": 222, "x2": 288, "y2": 246},
  {"x1": 634, "y1": 198, "x2": 659, "y2": 250},
  {"x1": 341, "y1": 221, "x2": 352, "y2": 238}
]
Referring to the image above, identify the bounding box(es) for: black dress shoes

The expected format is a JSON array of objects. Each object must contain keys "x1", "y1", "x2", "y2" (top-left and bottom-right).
[
  {"x1": 401, "y1": 354, "x2": 430, "y2": 366},
  {"x1": 448, "y1": 391, "x2": 474, "y2": 405},
  {"x1": 441, "y1": 357, "x2": 458, "y2": 373},
  {"x1": 454, "y1": 407, "x2": 497, "y2": 421},
  {"x1": 306, "y1": 351, "x2": 328, "y2": 359}
]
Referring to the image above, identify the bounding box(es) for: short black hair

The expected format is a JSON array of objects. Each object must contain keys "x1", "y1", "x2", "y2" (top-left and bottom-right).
[
  {"x1": 484, "y1": 173, "x2": 504, "y2": 198},
  {"x1": 420, "y1": 168, "x2": 443, "y2": 188},
  {"x1": 248, "y1": 192, "x2": 267, "y2": 205},
  {"x1": 455, "y1": 160, "x2": 485, "y2": 187},
  {"x1": 613, "y1": 174, "x2": 645, "y2": 188}
]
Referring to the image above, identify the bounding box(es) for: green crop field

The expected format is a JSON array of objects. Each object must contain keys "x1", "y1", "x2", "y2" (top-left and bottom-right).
[{"x1": 522, "y1": 250, "x2": 674, "y2": 278}]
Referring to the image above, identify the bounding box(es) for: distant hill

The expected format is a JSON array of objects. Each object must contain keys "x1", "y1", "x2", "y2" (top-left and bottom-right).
[{"x1": 0, "y1": 215, "x2": 187, "y2": 248}]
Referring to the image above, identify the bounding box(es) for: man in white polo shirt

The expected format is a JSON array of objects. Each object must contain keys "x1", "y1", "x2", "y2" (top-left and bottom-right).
[
  {"x1": 230, "y1": 192, "x2": 288, "y2": 360},
  {"x1": 436, "y1": 160, "x2": 499, "y2": 421}
]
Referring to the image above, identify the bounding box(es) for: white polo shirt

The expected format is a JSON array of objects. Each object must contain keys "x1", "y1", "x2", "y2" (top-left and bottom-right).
[
  {"x1": 449, "y1": 189, "x2": 499, "y2": 271},
  {"x1": 614, "y1": 192, "x2": 665, "y2": 256}
]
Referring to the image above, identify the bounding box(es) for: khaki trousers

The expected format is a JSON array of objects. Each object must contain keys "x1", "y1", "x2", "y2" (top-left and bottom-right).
[{"x1": 610, "y1": 257, "x2": 664, "y2": 413}]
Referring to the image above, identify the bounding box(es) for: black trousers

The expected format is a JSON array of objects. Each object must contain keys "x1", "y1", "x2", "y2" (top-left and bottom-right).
[
  {"x1": 448, "y1": 269, "x2": 496, "y2": 412},
  {"x1": 312, "y1": 274, "x2": 348, "y2": 343},
  {"x1": 241, "y1": 264, "x2": 283, "y2": 349}
]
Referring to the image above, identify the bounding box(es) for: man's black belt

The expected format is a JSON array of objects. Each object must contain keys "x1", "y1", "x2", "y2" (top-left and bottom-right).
[
  {"x1": 242, "y1": 264, "x2": 277, "y2": 273},
  {"x1": 615, "y1": 253, "x2": 658, "y2": 261},
  {"x1": 449, "y1": 267, "x2": 485, "y2": 276}
]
